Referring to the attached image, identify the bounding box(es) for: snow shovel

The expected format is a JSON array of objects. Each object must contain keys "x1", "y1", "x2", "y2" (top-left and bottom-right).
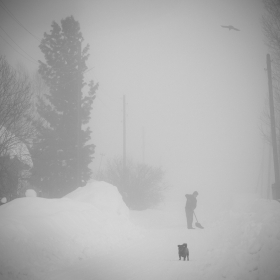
[{"x1": 194, "y1": 212, "x2": 204, "y2": 229}]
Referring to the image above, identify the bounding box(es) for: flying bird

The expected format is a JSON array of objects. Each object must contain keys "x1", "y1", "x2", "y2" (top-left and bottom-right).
[{"x1": 221, "y1": 25, "x2": 240, "y2": 31}]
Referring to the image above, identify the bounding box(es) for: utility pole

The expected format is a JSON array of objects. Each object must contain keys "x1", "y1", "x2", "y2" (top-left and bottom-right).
[
  {"x1": 142, "y1": 126, "x2": 145, "y2": 164},
  {"x1": 267, "y1": 145, "x2": 272, "y2": 199},
  {"x1": 97, "y1": 153, "x2": 105, "y2": 180},
  {"x1": 267, "y1": 53, "x2": 280, "y2": 200},
  {"x1": 123, "y1": 95, "x2": 126, "y2": 188}
]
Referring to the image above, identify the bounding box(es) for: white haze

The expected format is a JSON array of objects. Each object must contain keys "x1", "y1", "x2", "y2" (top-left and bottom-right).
[{"x1": 0, "y1": 0, "x2": 269, "y2": 198}]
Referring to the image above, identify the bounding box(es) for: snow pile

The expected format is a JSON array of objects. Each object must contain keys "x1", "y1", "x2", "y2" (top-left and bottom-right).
[
  {"x1": 0, "y1": 182, "x2": 280, "y2": 280},
  {"x1": 64, "y1": 180, "x2": 129, "y2": 219},
  {"x1": 135, "y1": 192, "x2": 280, "y2": 280},
  {"x1": 0, "y1": 181, "x2": 142, "y2": 280},
  {"x1": 197, "y1": 194, "x2": 280, "y2": 280},
  {"x1": 25, "y1": 189, "x2": 37, "y2": 197}
]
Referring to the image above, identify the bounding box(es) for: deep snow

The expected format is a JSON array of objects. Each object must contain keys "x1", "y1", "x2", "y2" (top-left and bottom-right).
[{"x1": 0, "y1": 181, "x2": 280, "y2": 280}]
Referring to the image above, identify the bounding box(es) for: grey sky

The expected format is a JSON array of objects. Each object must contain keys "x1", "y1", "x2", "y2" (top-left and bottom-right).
[{"x1": 0, "y1": 0, "x2": 269, "y2": 197}]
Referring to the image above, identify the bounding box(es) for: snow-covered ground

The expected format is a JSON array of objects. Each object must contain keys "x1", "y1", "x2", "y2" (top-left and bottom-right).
[{"x1": 0, "y1": 181, "x2": 280, "y2": 280}]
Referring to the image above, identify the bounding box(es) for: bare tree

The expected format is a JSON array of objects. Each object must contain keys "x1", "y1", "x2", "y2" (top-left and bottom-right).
[
  {"x1": 263, "y1": 0, "x2": 280, "y2": 56},
  {"x1": 262, "y1": 0, "x2": 280, "y2": 150},
  {"x1": 99, "y1": 157, "x2": 168, "y2": 210},
  {"x1": 0, "y1": 56, "x2": 37, "y2": 200}
]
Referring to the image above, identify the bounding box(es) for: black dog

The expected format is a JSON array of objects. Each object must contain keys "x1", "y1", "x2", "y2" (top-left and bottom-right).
[{"x1": 178, "y1": 243, "x2": 189, "y2": 261}]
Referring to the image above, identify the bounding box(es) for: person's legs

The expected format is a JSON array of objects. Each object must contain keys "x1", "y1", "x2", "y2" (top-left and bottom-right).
[{"x1": 185, "y1": 208, "x2": 194, "y2": 228}]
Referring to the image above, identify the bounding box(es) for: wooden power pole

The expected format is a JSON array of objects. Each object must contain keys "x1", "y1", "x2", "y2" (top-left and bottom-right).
[
  {"x1": 142, "y1": 126, "x2": 145, "y2": 164},
  {"x1": 267, "y1": 53, "x2": 280, "y2": 200},
  {"x1": 123, "y1": 95, "x2": 126, "y2": 188},
  {"x1": 97, "y1": 153, "x2": 105, "y2": 180}
]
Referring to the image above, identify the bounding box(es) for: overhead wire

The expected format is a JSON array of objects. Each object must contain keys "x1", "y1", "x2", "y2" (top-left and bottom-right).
[
  {"x1": 0, "y1": 33, "x2": 103, "y2": 122},
  {"x1": 0, "y1": 1, "x2": 96, "y2": 76},
  {"x1": 0, "y1": 0, "x2": 98, "y2": 112},
  {"x1": 0, "y1": 2, "x2": 76, "y2": 70},
  {"x1": 0, "y1": 31, "x2": 38, "y2": 65},
  {"x1": 0, "y1": 0, "x2": 41, "y2": 65},
  {"x1": 0, "y1": 2, "x2": 104, "y2": 170},
  {"x1": 0, "y1": 25, "x2": 38, "y2": 64},
  {"x1": 0, "y1": 0, "x2": 40, "y2": 42},
  {"x1": 95, "y1": 95, "x2": 122, "y2": 117}
]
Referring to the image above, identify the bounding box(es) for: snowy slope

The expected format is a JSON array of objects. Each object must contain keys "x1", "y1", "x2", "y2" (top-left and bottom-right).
[
  {"x1": 0, "y1": 181, "x2": 280, "y2": 280},
  {"x1": 202, "y1": 196, "x2": 280, "y2": 280},
  {"x1": 0, "y1": 181, "x2": 144, "y2": 280}
]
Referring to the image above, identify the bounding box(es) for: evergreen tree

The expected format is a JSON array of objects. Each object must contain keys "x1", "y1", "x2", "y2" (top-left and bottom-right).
[{"x1": 30, "y1": 16, "x2": 98, "y2": 197}]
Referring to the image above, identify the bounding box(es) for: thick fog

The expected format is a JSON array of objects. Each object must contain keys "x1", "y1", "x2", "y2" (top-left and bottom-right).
[{"x1": 0, "y1": 0, "x2": 267, "y2": 198}]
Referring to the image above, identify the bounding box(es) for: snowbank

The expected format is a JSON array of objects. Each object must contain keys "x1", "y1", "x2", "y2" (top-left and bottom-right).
[
  {"x1": 1, "y1": 182, "x2": 280, "y2": 280},
  {"x1": 198, "y1": 195, "x2": 280, "y2": 280},
  {"x1": 129, "y1": 192, "x2": 280, "y2": 280},
  {"x1": 25, "y1": 189, "x2": 37, "y2": 197},
  {"x1": 64, "y1": 180, "x2": 129, "y2": 219},
  {"x1": 0, "y1": 181, "x2": 142, "y2": 280}
]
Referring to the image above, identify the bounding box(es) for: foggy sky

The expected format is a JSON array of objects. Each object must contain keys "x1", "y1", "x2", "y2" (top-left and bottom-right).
[{"x1": 0, "y1": 0, "x2": 269, "y2": 198}]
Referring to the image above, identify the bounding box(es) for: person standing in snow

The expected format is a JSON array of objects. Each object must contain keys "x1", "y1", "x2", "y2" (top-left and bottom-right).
[{"x1": 185, "y1": 191, "x2": 198, "y2": 229}]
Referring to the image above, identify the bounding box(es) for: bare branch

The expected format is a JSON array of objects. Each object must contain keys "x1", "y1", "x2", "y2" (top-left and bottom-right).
[{"x1": 0, "y1": 56, "x2": 37, "y2": 162}]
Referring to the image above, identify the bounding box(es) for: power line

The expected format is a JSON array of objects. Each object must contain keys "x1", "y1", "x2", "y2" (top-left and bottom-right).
[
  {"x1": 0, "y1": 5, "x2": 87, "y2": 74},
  {"x1": 0, "y1": 2, "x2": 97, "y2": 75},
  {"x1": 0, "y1": 0, "x2": 40, "y2": 41},
  {"x1": 95, "y1": 95, "x2": 122, "y2": 117},
  {"x1": 0, "y1": 25, "x2": 38, "y2": 64},
  {"x1": 84, "y1": 66, "x2": 95, "y2": 74},
  {"x1": 0, "y1": 32, "x2": 38, "y2": 65}
]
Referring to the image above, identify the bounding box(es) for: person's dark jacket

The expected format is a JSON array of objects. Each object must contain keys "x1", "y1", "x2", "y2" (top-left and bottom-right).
[{"x1": 185, "y1": 194, "x2": 197, "y2": 211}]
